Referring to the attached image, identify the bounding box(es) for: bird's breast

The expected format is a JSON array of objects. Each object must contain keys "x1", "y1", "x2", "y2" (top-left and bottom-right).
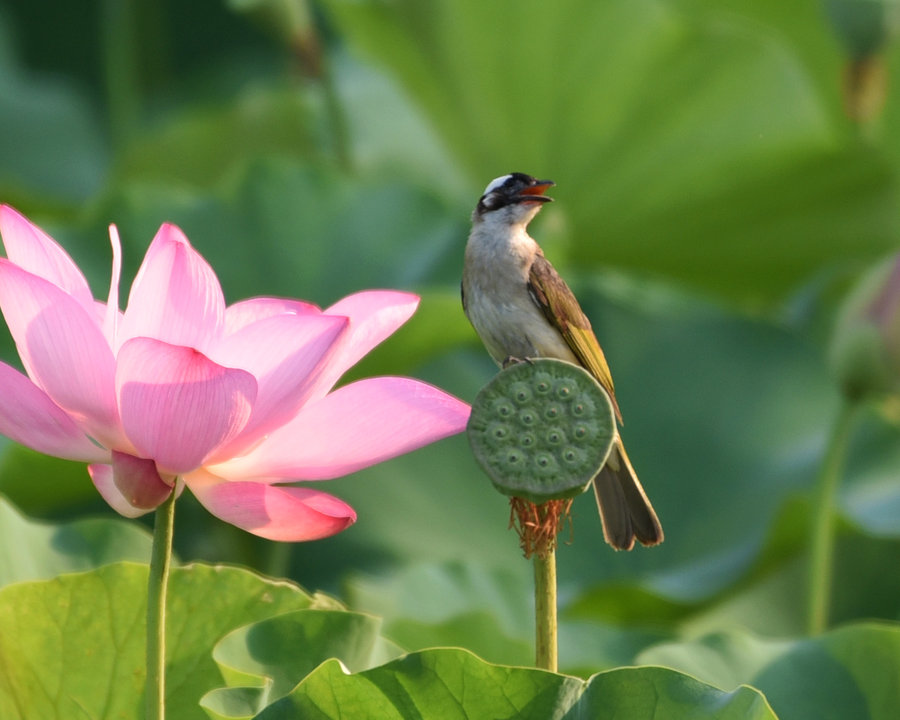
[{"x1": 463, "y1": 267, "x2": 577, "y2": 367}]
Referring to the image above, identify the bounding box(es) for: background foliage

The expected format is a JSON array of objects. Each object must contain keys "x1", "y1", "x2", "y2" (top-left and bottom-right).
[{"x1": 1, "y1": 0, "x2": 899, "y2": 717}]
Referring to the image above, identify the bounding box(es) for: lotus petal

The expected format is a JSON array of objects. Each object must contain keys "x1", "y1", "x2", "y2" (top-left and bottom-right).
[
  {"x1": 116, "y1": 337, "x2": 257, "y2": 475},
  {"x1": 213, "y1": 377, "x2": 469, "y2": 480},
  {"x1": 187, "y1": 471, "x2": 356, "y2": 541}
]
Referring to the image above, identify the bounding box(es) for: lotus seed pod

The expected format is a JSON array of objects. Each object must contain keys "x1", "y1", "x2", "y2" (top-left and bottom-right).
[{"x1": 467, "y1": 359, "x2": 615, "y2": 503}]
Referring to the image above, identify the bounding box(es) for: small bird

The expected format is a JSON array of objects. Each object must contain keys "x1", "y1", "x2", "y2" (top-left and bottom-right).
[{"x1": 462, "y1": 172, "x2": 663, "y2": 550}]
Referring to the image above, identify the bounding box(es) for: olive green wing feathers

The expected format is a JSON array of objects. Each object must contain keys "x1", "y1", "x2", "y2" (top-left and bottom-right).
[{"x1": 528, "y1": 253, "x2": 623, "y2": 422}]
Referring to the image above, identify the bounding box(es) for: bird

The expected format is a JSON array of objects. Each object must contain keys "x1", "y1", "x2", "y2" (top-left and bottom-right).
[{"x1": 461, "y1": 172, "x2": 663, "y2": 550}]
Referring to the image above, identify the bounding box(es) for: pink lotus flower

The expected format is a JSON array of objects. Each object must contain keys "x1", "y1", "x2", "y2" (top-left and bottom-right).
[{"x1": 0, "y1": 206, "x2": 470, "y2": 540}]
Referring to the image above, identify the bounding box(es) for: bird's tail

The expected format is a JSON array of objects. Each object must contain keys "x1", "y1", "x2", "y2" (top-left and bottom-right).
[{"x1": 592, "y1": 437, "x2": 663, "y2": 551}]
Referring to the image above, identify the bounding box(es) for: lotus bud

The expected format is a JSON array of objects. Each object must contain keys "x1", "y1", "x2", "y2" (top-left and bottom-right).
[
  {"x1": 823, "y1": 0, "x2": 900, "y2": 123},
  {"x1": 830, "y1": 253, "x2": 900, "y2": 399}
]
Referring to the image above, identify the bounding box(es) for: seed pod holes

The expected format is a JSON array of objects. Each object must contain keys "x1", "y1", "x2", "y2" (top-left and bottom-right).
[{"x1": 467, "y1": 359, "x2": 616, "y2": 503}]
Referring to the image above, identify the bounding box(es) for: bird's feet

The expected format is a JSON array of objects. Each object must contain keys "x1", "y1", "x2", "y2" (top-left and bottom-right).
[{"x1": 501, "y1": 355, "x2": 535, "y2": 369}]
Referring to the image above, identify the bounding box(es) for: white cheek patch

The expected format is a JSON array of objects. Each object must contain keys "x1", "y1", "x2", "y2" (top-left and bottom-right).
[{"x1": 483, "y1": 174, "x2": 513, "y2": 196}]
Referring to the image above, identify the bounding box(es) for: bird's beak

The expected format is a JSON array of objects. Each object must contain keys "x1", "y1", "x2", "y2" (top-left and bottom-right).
[{"x1": 516, "y1": 180, "x2": 555, "y2": 203}]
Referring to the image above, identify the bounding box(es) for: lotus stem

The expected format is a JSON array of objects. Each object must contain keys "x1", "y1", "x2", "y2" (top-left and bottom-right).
[
  {"x1": 101, "y1": 0, "x2": 141, "y2": 148},
  {"x1": 534, "y1": 549, "x2": 558, "y2": 672},
  {"x1": 807, "y1": 399, "x2": 858, "y2": 635},
  {"x1": 146, "y1": 489, "x2": 176, "y2": 719}
]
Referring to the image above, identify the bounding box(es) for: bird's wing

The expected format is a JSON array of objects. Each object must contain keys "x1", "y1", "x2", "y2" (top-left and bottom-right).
[{"x1": 528, "y1": 253, "x2": 623, "y2": 422}]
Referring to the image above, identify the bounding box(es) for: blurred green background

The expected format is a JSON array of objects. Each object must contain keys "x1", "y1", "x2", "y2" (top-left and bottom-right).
[{"x1": 1, "y1": 0, "x2": 899, "y2": 672}]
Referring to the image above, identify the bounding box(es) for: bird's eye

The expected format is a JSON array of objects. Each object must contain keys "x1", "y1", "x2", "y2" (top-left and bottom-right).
[{"x1": 481, "y1": 192, "x2": 504, "y2": 211}]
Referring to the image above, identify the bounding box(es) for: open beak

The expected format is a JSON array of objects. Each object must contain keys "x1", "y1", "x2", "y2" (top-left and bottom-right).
[{"x1": 516, "y1": 180, "x2": 555, "y2": 203}]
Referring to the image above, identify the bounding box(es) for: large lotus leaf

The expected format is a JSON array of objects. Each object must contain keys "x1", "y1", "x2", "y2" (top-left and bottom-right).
[
  {"x1": 639, "y1": 622, "x2": 900, "y2": 720},
  {"x1": 0, "y1": 495, "x2": 152, "y2": 587},
  {"x1": 323, "y1": 0, "x2": 899, "y2": 304},
  {"x1": 253, "y1": 649, "x2": 775, "y2": 719},
  {"x1": 201, "y1": 609, "x2": 403, "y2": 719},
  {"x1": 0, "y1": 563, "x2": 314, "y2": 720}
]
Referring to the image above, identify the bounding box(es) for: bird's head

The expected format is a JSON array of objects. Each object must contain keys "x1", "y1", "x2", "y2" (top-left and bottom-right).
[{"x1": 473, "y1": 173, "x2": 554, "y2": 227}]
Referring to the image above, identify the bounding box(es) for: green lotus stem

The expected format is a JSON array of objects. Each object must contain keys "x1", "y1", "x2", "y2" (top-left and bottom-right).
[
  {"x1": 533, "y1": 550, "x2": 558, "y2": 672},
  {"x1": 318, "y1": 54, "x2": 353, "y2": 172},
  {"x1": 286, "y1": 3, "x2": 352, "y2": 171},
  {"x1": 807, "y1": 399, "x2": 858, "y2": 635},
  {"x1": 265, "y1": 538, "x2": 293, "y2": 579},
  {"x1": 146, "y1": 490, "x2": 176, "y2": 719},
  {"x1": 101, "y1": 0, "x2": 141, "y2": 148}
]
